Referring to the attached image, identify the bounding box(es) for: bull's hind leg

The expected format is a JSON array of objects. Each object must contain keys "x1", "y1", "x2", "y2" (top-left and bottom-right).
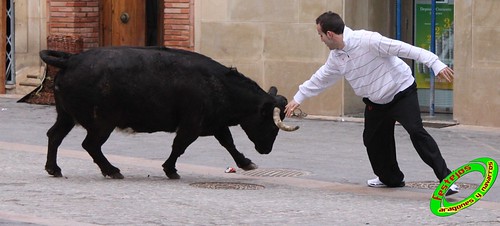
[
  {"x1": 214, "y1": 127, "x2": 257, "y2": 171},
  {"x1": 46, "y1": 110, "x2": 75, "y2": 177},
  {"x1": 81, "y1": 126, "x2": 123, "y2": 179}
]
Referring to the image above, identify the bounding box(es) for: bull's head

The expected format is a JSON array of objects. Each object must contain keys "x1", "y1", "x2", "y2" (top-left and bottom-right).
[
  {"x1": 268, "y1": 86, "x2": 300, "y2": 132},
  {"x1": 240, "y1": 87, "x2": 299, "y2": 154}
]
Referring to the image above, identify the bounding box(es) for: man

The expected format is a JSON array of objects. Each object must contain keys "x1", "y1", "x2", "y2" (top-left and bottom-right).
[{"x1": 285, "y1": 11, "x2": 458, "y2": 195}]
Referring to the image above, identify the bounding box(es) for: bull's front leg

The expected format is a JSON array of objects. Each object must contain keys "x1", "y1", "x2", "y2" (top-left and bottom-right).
[
  {"x1": 81, "y1": 127, "x2": 123, "y2": 179},
  {"x1": 163, "y1": 128, "x2": 200, "y2": 179},
  {"x1": 214, "y1": 127, "x2": 257, "y2": 171}
]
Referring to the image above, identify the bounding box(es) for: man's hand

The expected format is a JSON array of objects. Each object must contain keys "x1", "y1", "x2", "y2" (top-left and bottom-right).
[
  {"x1": 285, "y1": 100, "x2": 301, "y2": 117},
  {"x1": 437, "y1": 67, "x2": 454, "y2": 83}
]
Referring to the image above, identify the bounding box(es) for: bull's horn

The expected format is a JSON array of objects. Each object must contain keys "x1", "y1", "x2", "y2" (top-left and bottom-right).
[{"x1": 273, "y1": 107, "x2": 299, "y2": 131}]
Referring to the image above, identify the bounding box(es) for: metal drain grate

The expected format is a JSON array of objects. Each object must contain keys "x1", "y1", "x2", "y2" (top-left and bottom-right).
[
  {"x1": 190, "y1": 182, "x2": 265, "y2": 190},
  {"x1": 405, "y1": 181, "x2": 479, "y2": 190},
  {"x1": 241, "y1": 168, "x2": 308, "y2": 177}
]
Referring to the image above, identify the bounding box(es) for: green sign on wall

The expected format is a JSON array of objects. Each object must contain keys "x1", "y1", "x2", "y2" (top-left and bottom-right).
[{"x1": 414, "y1": 3, "x2": 454, "y2": 90}]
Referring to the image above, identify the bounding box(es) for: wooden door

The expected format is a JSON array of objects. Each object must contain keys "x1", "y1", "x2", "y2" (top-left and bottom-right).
[{"x1": 102, "y1": 0, "x2": 146, "y2": 46}]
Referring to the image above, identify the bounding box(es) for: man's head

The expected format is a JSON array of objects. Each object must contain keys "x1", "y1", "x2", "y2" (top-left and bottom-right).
[
  {"x1": 315, "y1": 11, "x2": 345, "y2": 50},
  {"x1": 316, "y1": 11, "x2": 345, "y2": 34}
]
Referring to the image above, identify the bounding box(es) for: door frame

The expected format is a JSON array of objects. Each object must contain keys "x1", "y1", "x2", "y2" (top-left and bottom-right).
[
  {"x1": 1, "y1": 0, "x2": 6, "y2": 94},
  {"x1": 146, "y1": 0, "x2": 164, "y2": 46}
]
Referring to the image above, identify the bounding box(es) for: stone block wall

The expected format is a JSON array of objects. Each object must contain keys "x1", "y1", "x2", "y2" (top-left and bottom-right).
[
  {"x1": 454, "y1": 0, "x2": 500, "y2": 127},
  {"x1": 194, "y1": 0, "x2": 346, "y2": 117}
]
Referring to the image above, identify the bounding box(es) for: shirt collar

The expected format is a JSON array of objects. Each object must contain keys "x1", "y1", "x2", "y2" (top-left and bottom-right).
[
  {"x1": 341, "y1": 26, "x2": 353, "y2": 51},
  {"x1": 332, "y1": 26, "x2": 352, "y2": 57}
]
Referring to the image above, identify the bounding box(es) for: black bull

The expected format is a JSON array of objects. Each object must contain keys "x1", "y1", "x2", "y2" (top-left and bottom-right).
[{"x1": 40, "y1": 46, "x2": 299, "y2": 179}]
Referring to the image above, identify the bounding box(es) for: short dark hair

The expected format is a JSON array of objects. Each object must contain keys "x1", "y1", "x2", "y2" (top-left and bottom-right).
[{"x1": 316, "y1": 11, "x2": 345, "y2": 35}]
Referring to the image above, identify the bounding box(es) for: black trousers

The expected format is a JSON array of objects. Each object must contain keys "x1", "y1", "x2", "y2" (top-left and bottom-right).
[{"x1": 362, "y1": 83, "x2": 451, "y2": 187}]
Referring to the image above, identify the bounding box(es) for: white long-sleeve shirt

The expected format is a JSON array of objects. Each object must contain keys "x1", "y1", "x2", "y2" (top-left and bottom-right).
[{"x1": 294, "y1": 26, "x2": 448, "y2": 104}]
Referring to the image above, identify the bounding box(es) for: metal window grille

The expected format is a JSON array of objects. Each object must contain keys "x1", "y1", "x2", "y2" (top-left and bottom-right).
[{"x1": 5, "y1": 0, "x2": 15, "y2": 85}]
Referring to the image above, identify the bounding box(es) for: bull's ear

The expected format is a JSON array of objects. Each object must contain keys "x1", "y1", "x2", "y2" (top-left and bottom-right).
[
  {"x1": 274, "y1": 95, "x2": 288, "y2": 110},
  {"x1": 268, "y1": 86, "x2": 278, "y2": 96}
]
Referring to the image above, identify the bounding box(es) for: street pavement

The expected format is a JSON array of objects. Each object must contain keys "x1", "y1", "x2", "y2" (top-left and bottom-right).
[{"x1": 1, "y1": 95, "x2": 499, "y2": 225}]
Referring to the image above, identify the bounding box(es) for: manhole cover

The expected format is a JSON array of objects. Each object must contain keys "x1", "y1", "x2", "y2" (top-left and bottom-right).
[
  {"x1": 406, "y1": 181, "x2": 479, "y2": 190},
  {"x1": 190, "y1": 182, "x2": 265, "y2": 190},
  {"x1": 241, "y1": 168, "x2": 308, "y2": 177}
]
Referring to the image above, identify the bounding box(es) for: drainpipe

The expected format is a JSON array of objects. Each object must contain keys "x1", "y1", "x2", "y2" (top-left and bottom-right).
[
  {"x1": 429, "y1": 0, "x2": 436, "y2": 116},
  {"x1": 396, "y1": 0, "x2": 401, "y2": 40}
]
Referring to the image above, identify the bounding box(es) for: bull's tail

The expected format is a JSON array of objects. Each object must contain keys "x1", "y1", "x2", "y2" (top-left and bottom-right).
[{"x1": 39, "y1": 50, "x2": 73, "y2": 69}]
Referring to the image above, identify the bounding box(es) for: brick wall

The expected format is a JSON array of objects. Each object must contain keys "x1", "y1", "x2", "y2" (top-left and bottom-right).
[
  {"x1": 47, "y1": 0, "x2": 100, "y2": 50},
  {"x1": 163, "y1": 0, "x2": 194, "y2": 50},
  {"x1": 47, "y1": 0, "x2": 194, "y2": 51}
]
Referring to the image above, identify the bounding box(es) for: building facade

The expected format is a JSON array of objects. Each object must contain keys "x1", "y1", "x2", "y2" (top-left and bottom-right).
[{"x1": 2, "y1": 0, "x2": 499, "y2": 127}]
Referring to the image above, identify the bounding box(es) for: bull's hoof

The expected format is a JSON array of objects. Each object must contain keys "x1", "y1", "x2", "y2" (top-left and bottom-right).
[
  {"x1": 163, "y1": 167, "x2": 180, "y2": 179},
  {"x1": 101, "y1": 167, "x2": 123, "y2": 179},
  {"x1": 240, "y1": 162, "x2": 258, "y2": 171},
  {"x1": 107, "y1": 172, "x2": 125, "y2": 179},
  {"x1": 166, "y1": 172, "x2": 181, "y2": 179},
  {"x1": 45, "y1": 166, "x2": 63, "y2": 177}
]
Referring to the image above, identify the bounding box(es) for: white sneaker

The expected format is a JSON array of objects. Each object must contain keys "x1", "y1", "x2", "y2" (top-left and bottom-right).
[
  {"x1": 446, "y1": 184, "x2": 459, "y2": 196},
  {"x1": 367, "y1": 177, "x2": 405, "y2": 187}
]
